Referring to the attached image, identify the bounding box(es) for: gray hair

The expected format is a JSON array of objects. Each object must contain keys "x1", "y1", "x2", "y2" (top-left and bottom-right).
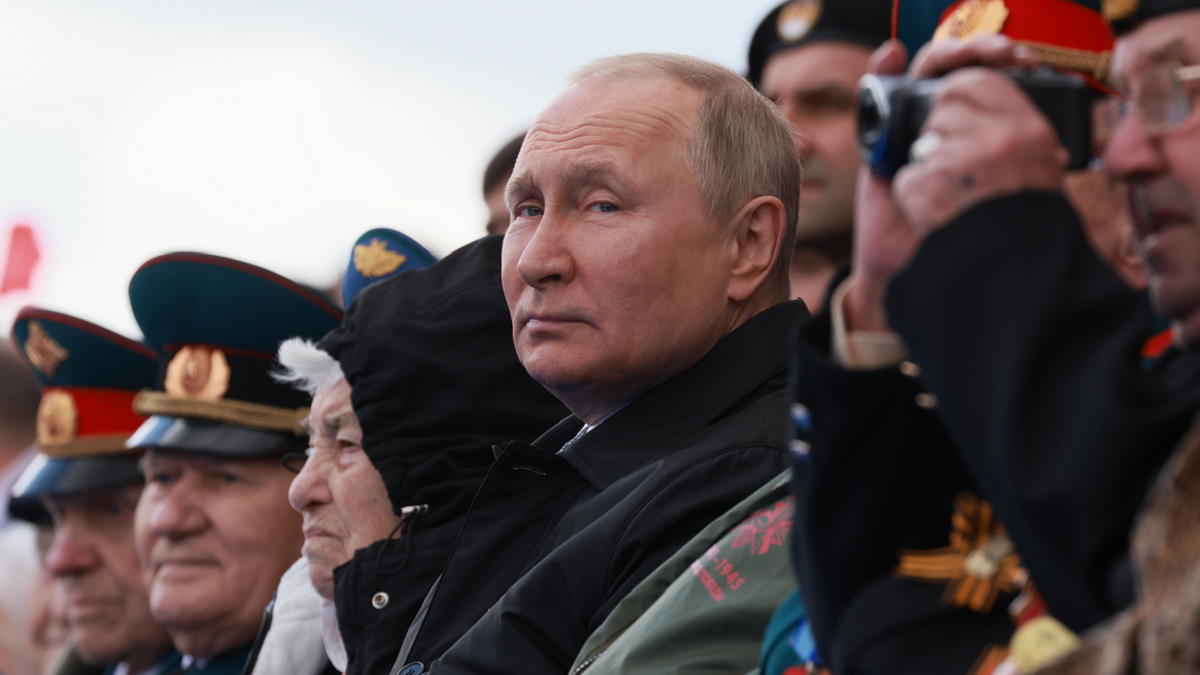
[
  {"x1": 570, "y1": 53, "x2": 801, "y2": 300},
  {"x1": 274, "y1": 338, "x2": 345, "y2": 396}
]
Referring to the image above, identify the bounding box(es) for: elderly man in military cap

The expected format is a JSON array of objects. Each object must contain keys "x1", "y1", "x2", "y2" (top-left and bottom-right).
[
  {"x1": 8, "y1": 308, "x2": 176, "y2": 675},
  {"x1": 125, "y1": 253, "x2": 342, "y2": 675},
  {"x1": 747, "y1": 0, "x2": 891, "y2": 310}
]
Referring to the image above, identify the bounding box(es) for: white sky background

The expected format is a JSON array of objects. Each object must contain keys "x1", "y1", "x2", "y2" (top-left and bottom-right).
[{"x1": 0, "y1": 0, "x2": 781, "y2": 338}]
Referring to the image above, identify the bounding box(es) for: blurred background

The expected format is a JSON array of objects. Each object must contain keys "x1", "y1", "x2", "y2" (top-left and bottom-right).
[{"x1": 0, "y1": 0, "x2": 782, "y2": 336}]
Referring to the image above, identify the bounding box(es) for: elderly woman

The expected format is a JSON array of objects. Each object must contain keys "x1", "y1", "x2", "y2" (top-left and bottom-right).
[{"x1": 280, "y1": 234, "x2": 568, "y2": 675}]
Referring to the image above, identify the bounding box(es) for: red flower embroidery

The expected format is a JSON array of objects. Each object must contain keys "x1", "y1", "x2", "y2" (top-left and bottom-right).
[{"x1": 731, "y1": 496, "x2": 795, "y2": 555}]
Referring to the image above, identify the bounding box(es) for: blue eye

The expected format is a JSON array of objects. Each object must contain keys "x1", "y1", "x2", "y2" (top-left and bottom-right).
[
  {"x1": 151, "y1": 473, "x2": 174, "y2": 486},
  {"x1": 591, "y1": 203, "x2": 619, "y2": 213},
  {"x1": 518, "y1": 205, "x2": 544, "y2": 217}
]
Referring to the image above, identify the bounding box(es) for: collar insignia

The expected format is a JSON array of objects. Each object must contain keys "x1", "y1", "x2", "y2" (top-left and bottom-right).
[
  {"x1": 777, "y1": 0, "x2": 823, "y2": 43},
  {"x1": 354, "y1": 239, "x2": 408, "y2": 279},
  {"x1": 934, "y1": 0, "x2": 1010, "y2": 43},
  {"x1": 37, "y1": 390, "x2": 77, "y2": 446},
  {"x1": 25, "y1": 321, "x2": 70, "y2": 380},
  {"x1": 165, "y1": 346, "x2": 231, "y2": 402}
]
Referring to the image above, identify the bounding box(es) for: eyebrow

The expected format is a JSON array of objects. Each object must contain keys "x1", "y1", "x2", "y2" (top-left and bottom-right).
[
  {"x1": 506, "y1": 161, "x2": 632, "y2": 210},
  {"x1": 319, "y1": 411, "x2": 356, "y2": 437}
]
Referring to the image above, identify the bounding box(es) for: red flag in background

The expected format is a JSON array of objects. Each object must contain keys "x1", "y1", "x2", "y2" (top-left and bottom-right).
[{"x1": 1, "y1": 225, "x2": 40, "y2": 295}]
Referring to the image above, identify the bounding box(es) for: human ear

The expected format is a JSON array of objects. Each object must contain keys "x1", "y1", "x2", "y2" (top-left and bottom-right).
[{"x1": 725, "y1": 195, "x2": 787, "y2": 302}]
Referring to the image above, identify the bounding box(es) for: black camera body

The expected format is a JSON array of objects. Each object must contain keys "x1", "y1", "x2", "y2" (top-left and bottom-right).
[{"x1": 857, "y1": 67, "x2": 1098, "y2": 178}]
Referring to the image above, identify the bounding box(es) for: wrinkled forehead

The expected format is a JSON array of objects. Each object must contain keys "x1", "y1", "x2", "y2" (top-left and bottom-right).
[
  {"x1": 142, "y1": 448, "x2": 278, "y2": 471},
  {"x1": 1112, "y1": 11, "x2": 1200, "y2": 90},
  {"x1": 520, "y1": 78, "x2": 702, "y2": 165}
]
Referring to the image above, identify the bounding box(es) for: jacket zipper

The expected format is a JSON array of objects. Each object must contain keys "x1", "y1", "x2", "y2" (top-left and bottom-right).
[{"x1": 570, "y1": 647, "x2": 608, "y2": 675}]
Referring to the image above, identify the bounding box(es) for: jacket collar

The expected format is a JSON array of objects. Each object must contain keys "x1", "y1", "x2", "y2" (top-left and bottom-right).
[{"x1": 530, "y1": 300, "x2": 807, "y2": 489}]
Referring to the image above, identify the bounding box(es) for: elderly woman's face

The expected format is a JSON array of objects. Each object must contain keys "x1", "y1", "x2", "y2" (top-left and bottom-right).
[
  {"x1": 289, "y1": 377, "x2": 401, "y2": 600},
  {"x1": 135, "y1": 450, "x2": 302, "y2": 658}
]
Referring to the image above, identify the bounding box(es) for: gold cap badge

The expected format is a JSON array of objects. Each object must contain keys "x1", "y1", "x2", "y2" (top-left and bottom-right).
[
  {"x1": 165, "y1": 346, "x2": 231, "y2": 402},
  {"x1": 353, "y1": 239, "x2": 408, "y2": 279},
  {"x1": 933, "y1": 0, "x2": 1010, "y2": 43},
  {"x1": 37, "y1": 390, "x2": 78, "y2": 447},
  {"x1": 25, "y1": 321, "x2": 70, "y2": 380},
  {"x1": 777, "y1": 0, "x2": 823, "y2": 43}
]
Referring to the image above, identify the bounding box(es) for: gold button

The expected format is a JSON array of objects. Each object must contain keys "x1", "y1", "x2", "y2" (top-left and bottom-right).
[
  {"x1": 899, "y1": 361, "x2": 920, "y2": 377},
  {"x1": 372, "y1": 592, "x2": 389, "y2": 609},
  {"x1": 915, "y1": 393, "x2": 938, "y2": 409}
]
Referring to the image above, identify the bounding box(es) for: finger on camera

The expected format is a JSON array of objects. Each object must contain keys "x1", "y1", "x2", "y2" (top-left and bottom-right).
[
  {"x1": 931, "y1": 69, "x2": 1058, "y2": 140},
  {"x1": 868, "y1": 39, "x2": 908, "y2": 76},
  {"x1": 892, "y1": 159, "x2": 965, "y2": 236},
  {"x1": 908, "y1": 34, "x2": 1039, "y2": 80}
]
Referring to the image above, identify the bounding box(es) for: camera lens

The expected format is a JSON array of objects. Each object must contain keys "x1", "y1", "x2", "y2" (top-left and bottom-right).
[{"x1": 857, "y1": 75, "x2": 891, "y2": 166}]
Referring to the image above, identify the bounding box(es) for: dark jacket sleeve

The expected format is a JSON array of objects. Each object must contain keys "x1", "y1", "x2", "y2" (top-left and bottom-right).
[
  {"x1": 430, "y1": 442, "x2": 791, "y2": 675},
  {"x1": 884, "y1": 191, "x2": 1200, "y2": 630},
  {"x1": 791, "y1": 309, "x2": 1001, "y2": 675}
]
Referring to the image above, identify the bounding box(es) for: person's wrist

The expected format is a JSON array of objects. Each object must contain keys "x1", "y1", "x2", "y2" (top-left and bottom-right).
[{"x1": 843, "y1": 275, "x2": 893, "y2": 333}]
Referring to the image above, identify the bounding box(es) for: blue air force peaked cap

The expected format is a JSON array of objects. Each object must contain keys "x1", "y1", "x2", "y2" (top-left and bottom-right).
[
  {"x1": 748, "y1": 0, "x2": 894, "y2": 89},
  {"x1": 342, "y1": 228, "x2": 438, "y2": 309},
  {"x1": 126, "y1": 253, "x2": 343, "y2": 457},
  {"x1": 8, "y1": 308, "x2": 159, "y2": 523}
]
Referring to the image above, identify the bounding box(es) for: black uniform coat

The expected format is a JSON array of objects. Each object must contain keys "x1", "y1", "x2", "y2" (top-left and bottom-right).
[
  {"x1": 791, "y1": 294, "x2": 1015, "y2": 675},
  {"x1": 396, "y1": 300, "x2": 804, "y2": 675},
  {"x1": 319, "y1": 235, "x2": 569, "y2": 675},
  {"x1": 885, "y1": 192, "x2": 1200, "y2": 630}
]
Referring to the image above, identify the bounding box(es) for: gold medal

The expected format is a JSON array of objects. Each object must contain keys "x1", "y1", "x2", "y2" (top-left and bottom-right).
[
  {"x1": 1102, "y1": 0, "x2": 1139, "y2": 22},
  {"x1": 1010, "y1": 616, "x2": 1080, "y2": 673}
]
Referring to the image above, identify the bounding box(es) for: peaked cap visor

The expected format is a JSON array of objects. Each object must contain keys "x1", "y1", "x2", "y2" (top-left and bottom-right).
[
  {"x1": 126, "y1": 415, "x2": 306, "y2": 457},
  {"x1": 8, "y1": 454, "x2": 143, "y2": 524}
]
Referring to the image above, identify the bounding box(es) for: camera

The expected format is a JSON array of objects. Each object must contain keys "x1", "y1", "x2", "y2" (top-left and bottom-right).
[{"x1": 857, "y1": 67, "x2": 1098, "y2": 178}]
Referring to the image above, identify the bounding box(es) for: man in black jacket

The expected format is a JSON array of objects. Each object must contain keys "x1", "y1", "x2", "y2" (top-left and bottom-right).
[{"x1": 392, "y1": 53, "x2": 803, "y2": 675}]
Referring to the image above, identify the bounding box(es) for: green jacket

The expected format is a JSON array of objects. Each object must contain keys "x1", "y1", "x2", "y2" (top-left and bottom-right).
[{"x1": 570, "y1": 469, "x2": 799, "y2": 675}]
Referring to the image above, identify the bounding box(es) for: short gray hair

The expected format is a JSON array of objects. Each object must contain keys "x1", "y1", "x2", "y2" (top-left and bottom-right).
[
  {"x1": 570, "y1": 53, "x2": 801, "y2": 300},
  {"x1": 274, "y1": 338, "x2": 344, "y2": 396}
]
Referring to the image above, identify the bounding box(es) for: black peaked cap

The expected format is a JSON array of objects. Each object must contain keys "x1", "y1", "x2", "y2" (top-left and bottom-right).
[
  {"x1": 748, "y1": 0, "x2": 893, "y2": 89},
  {"x1": 319, "y1": 235, "x2": 570, "y2": 529}
]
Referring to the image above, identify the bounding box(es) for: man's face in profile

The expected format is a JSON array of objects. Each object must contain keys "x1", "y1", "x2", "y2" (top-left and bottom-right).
[
  {"x1": 1106, "y1": 10, "x2": 1200, "y2": 342},
  {"x1": 502, "y1": 77, "x2": 736, "y2": 420},
  {"x1": 43, "y1": 485, "x2": 171, "y2": 671}
]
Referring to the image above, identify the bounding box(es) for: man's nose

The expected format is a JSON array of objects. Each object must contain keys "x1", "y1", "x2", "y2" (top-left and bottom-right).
[
  {"x1": 516, "y1": 212, "x2": 576, "y2": 290},
  {"x1": 1104, "y1": 113, "x2": 1167, "y2": 182},
  {"x1": 148, "y1": 482, "x2": 208, "y2": 539},
  {"x1": 45, "y1": 520, "x2": 101, "y2": 578},
  {"x1": 288, "y1": 450, "x2": 333, "y2": 514}
]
